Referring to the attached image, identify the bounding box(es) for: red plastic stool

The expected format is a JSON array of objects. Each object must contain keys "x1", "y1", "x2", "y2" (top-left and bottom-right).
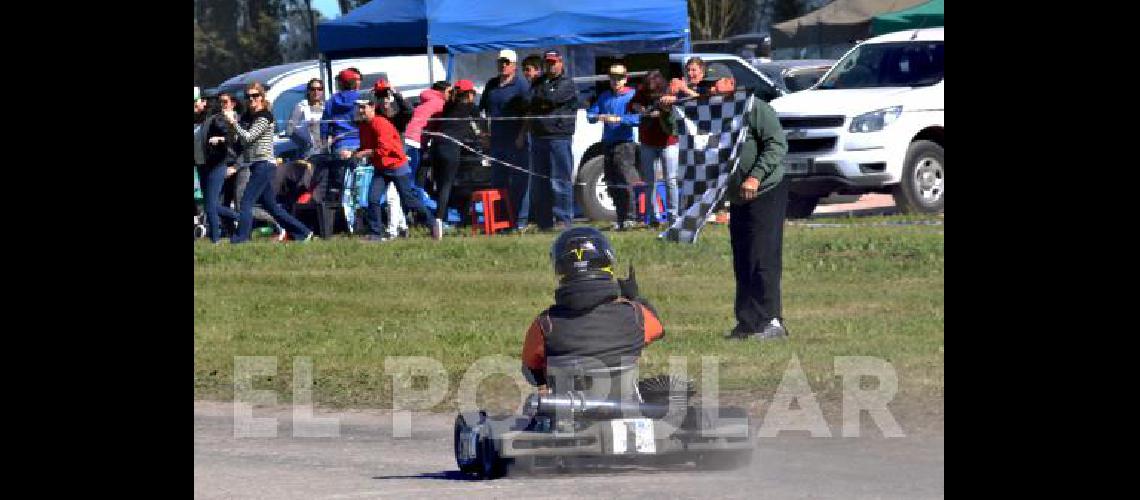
[{"x1": 468, "y1": 188, "x2": 515, "y2": 235}]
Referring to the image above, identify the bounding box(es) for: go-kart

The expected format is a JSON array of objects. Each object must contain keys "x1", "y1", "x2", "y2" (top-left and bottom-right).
[{"x1": 454, "y1": 358, "x2": 754, "y2": 479}]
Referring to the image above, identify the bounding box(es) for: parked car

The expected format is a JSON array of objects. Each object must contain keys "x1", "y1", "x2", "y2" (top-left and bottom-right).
[{"x1": 769, "y1": 27, "x2": 944, "y2": 216}]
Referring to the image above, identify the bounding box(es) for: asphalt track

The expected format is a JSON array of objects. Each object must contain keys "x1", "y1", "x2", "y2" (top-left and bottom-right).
[{"x1": 194, "y1": 401, "x2": 943, "y2": 499}]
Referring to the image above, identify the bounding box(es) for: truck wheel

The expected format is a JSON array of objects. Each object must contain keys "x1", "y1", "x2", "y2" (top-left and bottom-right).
[
  {"x1": 892, "y1": 140, "x2": 944, "y2": 213},
  {"x1": 575, "y1": 155, "x2": 616, "y2": 222},
  {"x1": 786, "y1": 193, "x2": 820, "y2": 219}
]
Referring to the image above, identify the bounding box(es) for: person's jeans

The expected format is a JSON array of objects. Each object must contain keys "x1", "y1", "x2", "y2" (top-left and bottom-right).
[
  {"x1": 603, "y1": 142, "x2": 637, "y2": 225},
  {"x1": 530, "y1": 136, "x2": 574, "y2": 229},
  {"x1": 432, "y1": 141, "x2": 462, "y2": 221},
  {"x1": 196, "y1": 163, "x2": 240, "y2": 243},
  {"x1": 639, "y1": 143, "x2": 680, "y2": 220},
  {"x1": 404, "y1": 143, "x2": 421, "y2": 175},
  {"x1": 365, "y1": 162, "x2": 433, "y2": 236},
  {"x1": 729, "y1": 178, "x2": 788, "y2": 331},
  {"x1": 490, "y1": 142, "x2": 531, "y2": 226},
  {"x1": 234, "y1": 165, "x2": 277, "y2": 227},
  {"x1": 232, "y1": 161, "x2": 313, "y2": 243}
]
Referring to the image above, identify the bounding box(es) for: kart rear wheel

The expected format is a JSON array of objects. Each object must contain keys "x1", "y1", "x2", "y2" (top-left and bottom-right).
[{"x1": 453, "y1": 415, "x2": 480, "y2": 475}]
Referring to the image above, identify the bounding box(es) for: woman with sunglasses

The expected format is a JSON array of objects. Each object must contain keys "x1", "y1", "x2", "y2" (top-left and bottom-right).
[
  {"x1": 198, "y1": 92, "x2": 242, "y2": 243},
  {"x1": 287, "y1": 78, "x2": 326, "y2": 156},
  {"x1": 224, "y1": 82, "x2": 314, "y2": 243}
]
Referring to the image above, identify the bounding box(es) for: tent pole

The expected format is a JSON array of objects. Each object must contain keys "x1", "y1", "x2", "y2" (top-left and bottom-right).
[
  {"x1": 446, "y1": 48, "x2": 454, "y2": 81},
  {"x1": 427, "y1": 36, "x2": 435, "y2": 83},
  {"x1": 321, "y1": 54, "x2": 333, "y2": 100}
]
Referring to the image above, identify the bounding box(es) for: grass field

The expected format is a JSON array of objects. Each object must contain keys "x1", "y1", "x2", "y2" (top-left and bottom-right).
[{"x1": 194, "y1": 215, "x2": 943, "y2": 416}]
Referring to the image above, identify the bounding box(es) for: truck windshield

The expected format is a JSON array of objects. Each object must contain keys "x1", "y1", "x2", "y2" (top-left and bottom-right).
[{"x1": 816, "y1": 41, "x2": 943, "y2": 90}]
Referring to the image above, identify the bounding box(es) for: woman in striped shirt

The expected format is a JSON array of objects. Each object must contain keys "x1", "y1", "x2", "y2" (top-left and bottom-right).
[{"x1": 224, "y1": 82, "x2": 313, "y2": 243}]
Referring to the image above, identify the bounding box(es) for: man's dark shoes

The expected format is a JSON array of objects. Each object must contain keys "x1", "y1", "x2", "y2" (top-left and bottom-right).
[
  {"x1": 725, "y1": 319, "x2": 789, "y2": 340},
  {"x1": 724, "y1": 325, "x2": 755, "y2": 340}
]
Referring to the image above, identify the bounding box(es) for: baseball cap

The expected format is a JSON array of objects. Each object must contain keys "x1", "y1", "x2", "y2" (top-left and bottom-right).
[
  {"x1": 454, "y1": 79, "x2": 475, "y2": 92},
  {"x1": 543, "y1": 50, "x2": 562, "y2": 62},
  {"x1": 608, "y1": 64, "x2": 628, "y2": 78},
  {"x1": 337, "y1": 69, "x2": 361, "y2": 82},
  {"x1": 372, "y1": 78, "x2": 391, "y2": 92},
  {"x1": 497, "y1": 49, "x2": 518, "y2": 63}
]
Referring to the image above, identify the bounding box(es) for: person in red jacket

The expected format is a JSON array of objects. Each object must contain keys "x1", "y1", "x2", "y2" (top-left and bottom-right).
[
  {"x1": 520, "y1": 227, "x2": 664, "y2": 393},
  {"x1": 354, "y1": 100, "x2": 442, "y2": 241}
]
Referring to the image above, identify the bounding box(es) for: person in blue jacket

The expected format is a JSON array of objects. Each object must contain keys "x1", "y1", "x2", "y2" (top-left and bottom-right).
[
  {"x1": 586, "y1": 63, "x2": 641, "y2": 230},
  {"x1": 321, "y1": 68, "x2": 364, "y2": 197}
]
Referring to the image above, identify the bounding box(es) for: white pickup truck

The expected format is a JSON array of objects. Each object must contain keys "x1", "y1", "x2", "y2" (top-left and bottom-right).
[{"x1": 769, "y1": 27, "x2": 944, "y2": 216}]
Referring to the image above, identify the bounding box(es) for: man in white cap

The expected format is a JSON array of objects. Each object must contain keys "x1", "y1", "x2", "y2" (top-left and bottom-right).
[{"x1": 478, "y1": 48, "x2": 533, "y2": 230}]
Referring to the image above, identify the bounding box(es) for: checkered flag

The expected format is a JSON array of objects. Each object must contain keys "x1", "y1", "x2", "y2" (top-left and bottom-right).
[{"x1": 662, "y1": 90, "x2": 754, "y2": 244}]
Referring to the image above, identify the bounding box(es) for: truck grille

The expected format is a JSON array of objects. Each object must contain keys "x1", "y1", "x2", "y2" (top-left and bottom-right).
[
  {"x1": 780, "y1": 116, "x2": 845, "y2": 129},
  {"x1": 787, "y1": 137, "x2": 837, "y2": 154}
]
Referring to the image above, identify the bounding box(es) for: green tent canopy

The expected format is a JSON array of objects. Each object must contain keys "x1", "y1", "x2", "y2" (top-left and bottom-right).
[{"x1": 871, "y1": 0, "x2": 944, "y2": 35}]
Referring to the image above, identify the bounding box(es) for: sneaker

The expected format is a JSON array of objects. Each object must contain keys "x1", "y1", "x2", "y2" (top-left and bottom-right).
[
  {"x1": 431, "y1": 218, "x2": 444, "y2": 240},
  {"x1": 275, "y1": 229, "x2": 288, "y2": 242},
  {"x1": 364, "y1": 234, "x2": 391, "y2": 243},
  {"x1": 755, "y1": 318, "x2": 789, "y2": 340},
  {"x1": 612, "y1": 221, "x2": 626, "y2": 232}
]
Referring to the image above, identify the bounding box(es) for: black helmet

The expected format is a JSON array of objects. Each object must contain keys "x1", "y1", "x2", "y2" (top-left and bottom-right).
[{"x1": 550, "y1": 227, "x2": 616, "y2": 282}]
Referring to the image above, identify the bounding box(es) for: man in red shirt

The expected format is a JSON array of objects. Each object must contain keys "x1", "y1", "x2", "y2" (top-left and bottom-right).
[{"x1": 354, "y1": 100, "x2": 442, "y2": 241}]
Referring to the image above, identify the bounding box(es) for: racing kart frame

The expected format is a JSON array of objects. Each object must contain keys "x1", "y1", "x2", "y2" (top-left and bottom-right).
[{"x1": 453, "y1": 358, "x2": 755, "y2": 479}]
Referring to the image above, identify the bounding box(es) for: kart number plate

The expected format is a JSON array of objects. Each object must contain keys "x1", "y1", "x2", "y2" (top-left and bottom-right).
[{"x1": 610, "y1": 418, "x2": 656, "y2": 454}]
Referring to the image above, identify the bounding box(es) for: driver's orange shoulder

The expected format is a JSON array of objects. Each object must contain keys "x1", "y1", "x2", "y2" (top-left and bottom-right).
[
  {"x1": 521, "y1": 314, "x2": 549, "y2": 370},
  {"x1": 638, "y1": 304, "x2": 664, "y2": 345}
]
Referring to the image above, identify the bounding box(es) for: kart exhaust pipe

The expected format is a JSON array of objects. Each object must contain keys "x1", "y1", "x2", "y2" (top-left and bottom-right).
[{"x1": 523, "y1": 392, "x2": 675, "y2": 420}]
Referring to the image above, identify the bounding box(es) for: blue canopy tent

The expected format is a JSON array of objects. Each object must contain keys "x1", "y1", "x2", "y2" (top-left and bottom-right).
[{"x1": 317, "y1": 0, "x2": 691, "y2": 82}]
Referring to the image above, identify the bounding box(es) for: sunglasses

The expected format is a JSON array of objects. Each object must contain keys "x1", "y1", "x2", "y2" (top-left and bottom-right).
[
  {"x1": 308, "y1": 87, "x2": 324, "y2": 92},
  {"x1": 247, "y1": 93, "x2": 263, "y2": 100}
]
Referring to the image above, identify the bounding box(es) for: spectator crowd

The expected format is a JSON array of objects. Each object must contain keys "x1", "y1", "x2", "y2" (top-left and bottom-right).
[{"x1": 194, "y1": 53, "x2": 733, "y2": 244}]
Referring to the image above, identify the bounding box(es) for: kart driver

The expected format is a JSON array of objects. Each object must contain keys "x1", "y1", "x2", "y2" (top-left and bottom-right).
[{"x1": 521, "y1": 227, "x2": 664, "y2": 392}]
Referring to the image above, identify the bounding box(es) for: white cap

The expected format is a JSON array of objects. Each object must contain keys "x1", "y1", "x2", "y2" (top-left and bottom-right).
[{"x1": 497, "y1": 49, "x2": 518, "y2": 63}]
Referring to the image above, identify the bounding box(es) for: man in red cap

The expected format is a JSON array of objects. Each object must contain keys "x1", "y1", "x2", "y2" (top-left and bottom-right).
[
  {"x1": 525, "y1": 49, "x2": 578, "y2": 230},
  {"x1": 429, "y1": 79, "x2": 483, "y2": 237},
  {"x1": 372, "y1": 78, "x2": 413, "y2": 135},
  {"x1": 321, "y1": 68, "x2": 365, "y2": 159}
]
